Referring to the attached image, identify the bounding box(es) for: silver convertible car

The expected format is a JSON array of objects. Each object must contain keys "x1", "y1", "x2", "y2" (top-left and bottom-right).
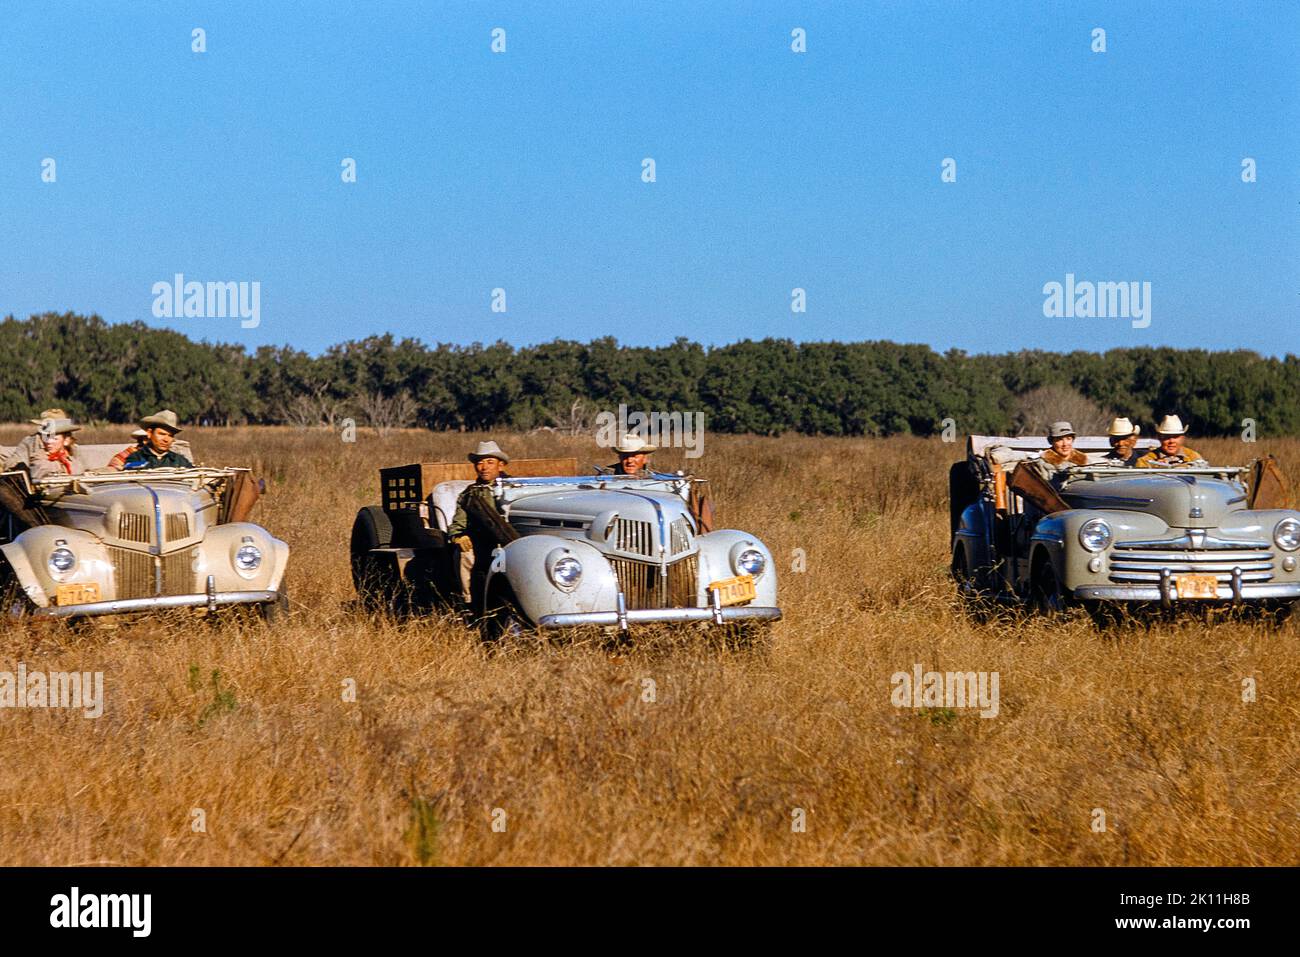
[
  {"x1": 1, "y1": 443, "x2": 288, "y2": 621},
  {"x1": 350, "y1": 457, "x2": 781, "y2": 641},
  {"x1": 950, "y1": 434, "x2": 1300, "y2": 617}
]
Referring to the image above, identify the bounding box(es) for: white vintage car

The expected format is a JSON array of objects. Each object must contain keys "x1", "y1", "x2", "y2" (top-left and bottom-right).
[
  {"x1": 0, "y1": 442, "x2": 289, "y2": 621},
  {"x1": 350, "y1": 458, "x2": 781, "y2": 641}
]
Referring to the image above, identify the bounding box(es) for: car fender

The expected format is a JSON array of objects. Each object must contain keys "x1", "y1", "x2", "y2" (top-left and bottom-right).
[
  {"x1": 487, "y1": 534, "x2": 620, "y2": 623},
  {"x1": 2, "y1": 526, "x2": 112, "y2": 607},
  {"x1": 695, "y1": 529, "x2": 777, "y2": 607},
  {"x1": 200, "y1": 522, "x2": 291, "y2": 592}
]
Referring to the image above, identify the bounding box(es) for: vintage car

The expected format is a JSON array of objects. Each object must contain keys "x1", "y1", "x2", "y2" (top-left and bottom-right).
[
  {"x1": 949, "y1": 434, "x2": 1300, "y2": 616},
  {"x1": 0, "y1": 442, "x2": 288, "y2": 621},
  {"x1": 349, "y1": 457, "x2": 781, "y2": 641}
]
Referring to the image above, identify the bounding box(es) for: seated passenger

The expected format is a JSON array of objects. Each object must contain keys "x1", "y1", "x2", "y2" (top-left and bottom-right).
[
  {"x1": 107, "y1": 428, "x2": 148, "y2": 471},
  {"x1": 446, "y1": 441, "x2": 513, "y2": 607},
  {"x1": 1100, "y1": 417, "x2": 1141, "y2": 465},
  {"x1": 1134, "y1": 415, "x2": 1205, "y2": 468},
  {"x1": 123, "y1": 410, "x2": 194, "y2": 470},
  {"x1": 29, "y1": 418, "x2": 86, "y2": 480},
  {"x1": 602, "y1": 434, "x2": 657, "y2": 477},
  {"x1": 1032, "y1": 422, "x2": 1088, "y2": 480},
  {"x1": 1, "y1": 407, "x2": 66, "y2": 472}
]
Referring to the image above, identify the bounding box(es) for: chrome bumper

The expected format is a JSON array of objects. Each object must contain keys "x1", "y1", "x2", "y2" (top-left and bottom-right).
[
  {"x1": 1075, "y1": 575, "x2": 1300, "y2": 605},
  {"x1": 537, "y1": 589, "x2": 781, "y2": 631},
  {"x1": 34, "y1": 589, "x2": 279, "y2": 619}
]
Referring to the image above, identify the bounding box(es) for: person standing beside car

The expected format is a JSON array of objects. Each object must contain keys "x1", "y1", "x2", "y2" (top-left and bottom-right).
[{"x1": 123, "y1": 410, "x2": 194, "y2": 470}]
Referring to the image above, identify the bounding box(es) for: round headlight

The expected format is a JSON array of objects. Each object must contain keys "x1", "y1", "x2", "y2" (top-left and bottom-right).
[
  {"x1": 735, "y1": 547, "x2": 766, "y2": 578},
  {"x1": 1078, "y1": 519, "x2": 1113, "y2": 552},
  {"x1": 1274, "y1": 518, "x2": 1300, "y2": 552},
  {"x1": 235, "y1": 543, "x2": 263, "y2": 571},
  {"x1": 48, "y1": 546, "x2": 77, "y2": 576},
  {"x1": 549, "y1": 555, "x2": 583, "y2": 590}
]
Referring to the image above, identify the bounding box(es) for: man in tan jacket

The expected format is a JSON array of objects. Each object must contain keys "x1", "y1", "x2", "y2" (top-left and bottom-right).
[{"x1": 1134, "y1": 415, "x2": 1206, "y2": 468}]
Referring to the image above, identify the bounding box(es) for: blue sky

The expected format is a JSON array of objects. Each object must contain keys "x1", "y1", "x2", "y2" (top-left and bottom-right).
[{"x1": 1, "y1": 1, "x2": 1296, "y2": 356}]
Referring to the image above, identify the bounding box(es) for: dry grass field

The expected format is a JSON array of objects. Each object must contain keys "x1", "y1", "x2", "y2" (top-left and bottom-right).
[{"x1": 1, "y1": 425, "x2": 1297, "y2": 866}]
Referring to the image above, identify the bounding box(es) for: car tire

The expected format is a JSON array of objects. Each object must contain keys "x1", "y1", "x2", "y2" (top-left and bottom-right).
[
  {"x1": 480, "y1": 583, "x2": 531, "y2": 644},
  {"x1": 0, "y1": 558, "x2": 33, "y2": 620},
  {"x1": 259, "y1": 586, "x2": 290, "y2": 624},
  {"x1": 1030, "y1": 557, "x2": 1069, "y2": 615},
  {"x1": 351, "y1": 506, "x2": 397, "y2": 611},
  {"x1": 722, "y1": 621, "x2": 772, "y2": 653}
]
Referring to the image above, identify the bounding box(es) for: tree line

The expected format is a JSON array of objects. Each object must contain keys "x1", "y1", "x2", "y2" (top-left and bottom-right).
[{"x1": 4, "y1": 311, "x2": 1298, "y2": 438}]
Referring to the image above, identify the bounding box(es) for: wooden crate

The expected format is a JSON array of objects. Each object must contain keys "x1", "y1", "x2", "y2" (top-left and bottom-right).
[{"x1": 380, "y1": 457, "x2": 580, "y2": 512}]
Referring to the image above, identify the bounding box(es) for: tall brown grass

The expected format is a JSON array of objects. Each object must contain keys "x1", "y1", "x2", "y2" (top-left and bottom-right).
[{"x1": 1, "y1": 425, "x2": 1297, "y2": 865}]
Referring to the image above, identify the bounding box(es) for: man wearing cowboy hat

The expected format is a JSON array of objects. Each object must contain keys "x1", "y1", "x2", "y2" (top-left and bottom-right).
[
  {"x1": 27, "y1": 417, "x2": 86, "y2": 480},
  {"x1": 123, "y1": 410, "x2": 194, "y2": 470},
  {"x1": 1098, "y1": 416, "x2": 1141, "y2": 466},
  {"x1": 446, "y1": 441, "x2": 513, "y2": 607},
  {"x1": 603, "y1": 434, "x2": 658, "y2": 477},
  {"x1": 1, "y1": 407, "x2": 68, "y2": 472},
  {"x1": 1134, "y1": 415, "x2": 1205, "y2": 468},
  {"x1": 1032, "y1": 421, "x2": 1089, "y2": 480}
]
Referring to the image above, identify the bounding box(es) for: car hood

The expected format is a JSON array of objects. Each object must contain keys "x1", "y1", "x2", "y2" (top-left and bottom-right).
[
  {"x1": 1059, "y1": 473, "x2": 1247, "y2": 529},
  {"x1": 506, "y1": 487, "x2": 696, "y2": 561},
  {"x1": 42, "y1": 480, "x2": 214, "y2": 551}
]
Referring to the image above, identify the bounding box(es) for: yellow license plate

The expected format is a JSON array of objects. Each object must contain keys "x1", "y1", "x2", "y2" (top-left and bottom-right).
[
  {"x1": 708, "y1": 575, "x2": 756, "y2": 607},
  {"x1": 55, "y1": 582, "x2": 101, "y2": 605},
  {"x1": 1175, "y1": 573, "x2": 1218, "y2": 599}
]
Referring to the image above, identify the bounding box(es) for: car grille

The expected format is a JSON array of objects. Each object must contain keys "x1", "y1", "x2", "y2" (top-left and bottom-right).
[
  {"x1": 119, "y1": 512, "x2": 151, "y2": 543},
  {"x1": 1108, "y1": 543, "x2": 1275, "y2": 584},
  {"x1": 116, "y1": 511, "x2": 190, "y2": 545},
  {"x1": 669, "y1": 516, "x2": 693, "y2": 556},
  {"x1": 609, "y1": 555, "x2": 698, "y2": 609},
  {"x1": 165, "y1": 513, "x2": 190, "y2": 542},
  {"x1": 613, "y1": 518, "x2": 655, "y2": 558},
  {"x1": 109, "y1": 546, "x2": 198, "y2": 598}
]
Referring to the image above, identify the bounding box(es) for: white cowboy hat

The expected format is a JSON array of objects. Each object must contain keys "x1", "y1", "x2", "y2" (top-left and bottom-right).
[
  {"x1": 613, "y1": 434, "x2": 657, "y2": 455},
  {"x1": 1154, "y1": 414, "x2": 1187, "y2": 436},
  {"x1": 138, "y1": 409, "x2": 183, "y2": 433},
  {"x1": 130, "y1": 428, "x2": 148, "y2": 440},
  {"x1": 1107, "y1": 417, "x2": 1140, "y2": 437},
  {"x1": 467, "y1": 440, "x2": 510, "y2": 464},
  {"x1": 1046, "y1": 421, "x2": 1076, "y2": 440}
]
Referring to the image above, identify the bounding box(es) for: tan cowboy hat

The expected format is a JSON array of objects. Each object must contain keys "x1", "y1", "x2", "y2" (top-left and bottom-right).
[
  {"x1": 1154, "y1": 414, "x2": 1187, "y2": 436},
  {"x1": 1046, "y1": 421, "x2": 1076, "y2": 440},
  {"x1": 138, "y1": 410, "x2": 183, "y2": 433},
  {"x1": 613, "y1": 434, "x2": 657, "y2": 455},
  {"x1": 1107, "y1": 417, "x2": 1140, "y2": 437},
  {"x1": 38, "y1": 417, "x2": 81, "y2": 436},
  {"x1": 467, "y1": 440, "x2": 510, "y2": 464},
  {"x1": 29, "y1": 407, "x2": 66, "y2": 425}
]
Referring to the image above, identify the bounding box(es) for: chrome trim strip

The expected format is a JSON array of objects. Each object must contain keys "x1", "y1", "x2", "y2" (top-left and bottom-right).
[
  {"x1": 538, "y1": 606, "x2": 783, "y2": 629},
  {"x1": 1074, "y1": 583, "x2": 1300, "y2": 601},
  {"x1": 33, "y1": 590, "x2": 279, "y2": 619}
]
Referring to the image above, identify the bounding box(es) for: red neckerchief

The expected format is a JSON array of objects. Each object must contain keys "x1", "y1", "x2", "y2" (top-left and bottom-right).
[{"x1": 46, "y1": 448, "x2": 73, "y2": 474}]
